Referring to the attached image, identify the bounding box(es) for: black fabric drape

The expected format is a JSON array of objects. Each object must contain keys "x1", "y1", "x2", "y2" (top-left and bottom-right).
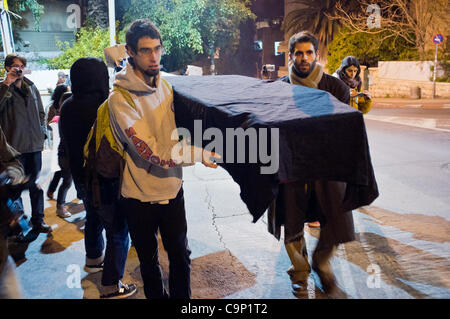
[{"x1": 167, "y1": 75, "x2": 378, "y2": 222}]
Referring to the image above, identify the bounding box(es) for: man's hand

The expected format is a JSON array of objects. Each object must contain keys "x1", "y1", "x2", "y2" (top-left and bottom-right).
[
  {"x1": 363, "y1": 90, "x2": 371, "y2": 100},
  {"x1": 202, "y1": 149, "x2": 221, "y2": 169},
  {"x1": 5, "y1": 166, "x2": 27, "y2": 185},
  {"x1": 2, "y1": 68, "x2": 20, "y2": 86}
]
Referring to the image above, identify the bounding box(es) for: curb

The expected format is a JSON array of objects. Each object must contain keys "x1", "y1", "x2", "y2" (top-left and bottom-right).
[
  {"x1": 372, "y1": 100, "x2": 450, "y2": 109},
  {"x1": 364, "y1": 115, "x2": 450, "y2": 132}
]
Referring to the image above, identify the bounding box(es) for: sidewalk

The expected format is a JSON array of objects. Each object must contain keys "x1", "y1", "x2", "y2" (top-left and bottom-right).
[{"x1": 372, "y1": 97, "x2": 450, "y2": 109}]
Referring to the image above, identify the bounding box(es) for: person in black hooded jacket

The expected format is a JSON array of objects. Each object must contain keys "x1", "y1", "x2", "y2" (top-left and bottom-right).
[{"x1": 59, "y1": 57, "x2": 137, "y2": 299}]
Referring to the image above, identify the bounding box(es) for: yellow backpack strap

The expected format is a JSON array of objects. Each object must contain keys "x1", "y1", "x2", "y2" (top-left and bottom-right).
[
  {"x1": 113, "y1": 85, "x2": 137, "y2": 110},
  {"x1": 83, "y1": 122, "x2": 95, "y2": 160}
]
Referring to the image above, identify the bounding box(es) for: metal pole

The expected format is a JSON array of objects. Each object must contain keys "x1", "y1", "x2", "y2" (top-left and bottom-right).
[
  {"x1": 432, "y1": 44, "x2": 438, "y2": 99},
  {"x1": 0, "y1": 0, "x2": 15, "y2": 55},
  {"x1": 108, "y1": 0, "x2": 116, "y2": 46}
]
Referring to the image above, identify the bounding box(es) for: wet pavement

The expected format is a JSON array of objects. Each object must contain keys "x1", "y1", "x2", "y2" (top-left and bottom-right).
[{"x1": 9, "y1": 118, "x2": 450, "y2": 299}]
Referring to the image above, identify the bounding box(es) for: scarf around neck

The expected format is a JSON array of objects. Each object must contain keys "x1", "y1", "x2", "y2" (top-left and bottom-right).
[
  {"x1": 338, "y1": 69, "x2": 361, "y2": 90},
  {"x1": 288, "y1": 62, "x2": 324, "y2": 89}
]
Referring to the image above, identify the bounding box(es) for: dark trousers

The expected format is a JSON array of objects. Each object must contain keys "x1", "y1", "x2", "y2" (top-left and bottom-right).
[
  {"x1": 18, "y1": 152, "x2": 44, "y2": 226},
  {"x1": 121, "y1": 188, "x2": 191, "y2": 299},
  {"x1": 82, "y1": 178, "x2": 130, "y2": 286},
  {"x1": 278, "y1": 180, "x2": 355, "y2": 249},
  {"x1": 48, "y1": 169, "x2": 73, "y2": 206}
]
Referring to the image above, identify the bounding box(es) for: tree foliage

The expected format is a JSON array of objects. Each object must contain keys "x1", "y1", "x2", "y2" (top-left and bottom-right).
[
  {"x1": 330, "y1": 0, "x2": 449, "y2": 60},
  {"x1": 281, "y1": 0, "x2": 358, "y2": 58},
  {"x1": 0, "y1": 0, "x2": 44, "y2": 49},
  {"x1": 9, "y1": 0, "x2": 44, "y2": 30},
  {"x1": 326, "y1": 28, "x2": 418, "y2": 73},
  {"x1": 122, "y1": 0, "x2": 255, "y2": 72},
  {"x1": 48, "y1": 26, "x2": 110, "y2": 69}
]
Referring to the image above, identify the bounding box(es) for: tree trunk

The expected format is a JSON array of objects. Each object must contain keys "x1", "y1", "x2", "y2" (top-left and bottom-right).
[
  {"x1": 209, "y1": 44, "x2": 216, "y2": 75},
  {"x1": 416, "y1": 35, "x2": 427, "y2": 61}
]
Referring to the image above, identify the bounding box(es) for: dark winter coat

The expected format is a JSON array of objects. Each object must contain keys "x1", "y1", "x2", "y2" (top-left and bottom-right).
[
  {"x1": 271, "y1": 72, "x2": 364, "y2": 246},
  {"x1": 0, "y1": 78, "x2": 46, "y2": 153}
]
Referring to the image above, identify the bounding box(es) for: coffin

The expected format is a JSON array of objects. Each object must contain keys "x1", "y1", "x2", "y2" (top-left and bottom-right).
[{"x1": 166, "y1": 75, "x2": 378, "y2": 222}]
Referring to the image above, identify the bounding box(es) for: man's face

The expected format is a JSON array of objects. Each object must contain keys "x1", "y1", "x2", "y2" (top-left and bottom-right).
[
  {"x1": 6, "y1": 58, "x2": 25, "y2": 80},
  {"x1": 289, "y1": 42, "x2": 318, "y2": 75},
  {"x1": 128, "y1": 36, "x2": 163, "y2": 77},
  {"x1": 57, "y1": 75, "x2": 66, "y2": 84}
]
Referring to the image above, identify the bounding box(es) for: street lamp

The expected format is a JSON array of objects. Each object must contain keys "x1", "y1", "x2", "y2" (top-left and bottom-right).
[{"x1": 0, "y1": 0, "x2": 16, "y2": 55}]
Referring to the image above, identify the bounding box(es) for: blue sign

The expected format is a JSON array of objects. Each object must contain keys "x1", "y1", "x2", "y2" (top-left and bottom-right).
[{"x1": 433, "y1": 34, "x2": 444, "y2": 44}]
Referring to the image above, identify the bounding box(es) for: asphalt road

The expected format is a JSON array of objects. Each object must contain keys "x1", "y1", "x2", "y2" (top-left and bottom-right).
[{"x1": 364, "y1": 108, "x2": 450, "y2": 217}]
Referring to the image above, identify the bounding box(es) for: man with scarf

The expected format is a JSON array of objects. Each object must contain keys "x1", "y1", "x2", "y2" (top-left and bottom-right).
[{"x1": 276, "y1": 31, "x2": 353, "y2": 297}]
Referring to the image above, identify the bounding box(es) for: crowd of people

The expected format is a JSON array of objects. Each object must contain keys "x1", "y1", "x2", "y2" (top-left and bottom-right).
[{"x1": 0, "y1": 19, "x2": 372, "y2": 299}]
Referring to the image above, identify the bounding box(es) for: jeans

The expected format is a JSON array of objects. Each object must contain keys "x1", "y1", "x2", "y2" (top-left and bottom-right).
[
  {"x1": 18, "y1": 152, "x2": 44, "y2": 226},
  {"x1": 48, "y1": 169, "x2": 73, "y2": 206},
  {"x1": 81, "y1": 177, "x2": 130, "y2": 287},
  {"x1": 121, "y1": 188, "x2": 191, "y2": 299}
]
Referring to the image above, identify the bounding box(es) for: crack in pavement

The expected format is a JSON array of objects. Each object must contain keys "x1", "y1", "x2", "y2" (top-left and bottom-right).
[
  {"x1": 204, "y1": 184, "x2": 237, "y2": 267},
  {"x1": 212, "y1": 212, "x2": 249, "y2": 219}
]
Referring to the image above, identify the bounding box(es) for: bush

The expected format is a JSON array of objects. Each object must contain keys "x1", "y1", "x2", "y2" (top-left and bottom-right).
[
  {"x1": 48, "y1": 26, "x2": 110, "y2": 69},
  {"x1": 327, "y1": 28, "x2": 418, "y2": 74}
]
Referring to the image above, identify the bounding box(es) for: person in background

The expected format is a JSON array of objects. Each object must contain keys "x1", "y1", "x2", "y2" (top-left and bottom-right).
[
  {"x1": 59, "y1": 57, "x2": 136, "y2": 299},
  {"x1": 0, "y1": 53, "x2": 51, "y2": 234},
  {"x1": 56, "y1": 71, "x2": 68, "y2": 87},
  {"x1": 46, "y1": 84, "x2": 73, "y2": 218},
  {"x1": 332, "y1": 56, "x2": 372, "y2": 114},
  {"x1": 46, "y1": 84, "x2": 68, "y2": 128}
]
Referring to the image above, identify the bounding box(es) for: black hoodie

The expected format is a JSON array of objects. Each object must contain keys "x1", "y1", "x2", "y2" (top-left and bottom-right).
[{"x1": 59, "y1": 57, "x2": 109, "y2": 197}]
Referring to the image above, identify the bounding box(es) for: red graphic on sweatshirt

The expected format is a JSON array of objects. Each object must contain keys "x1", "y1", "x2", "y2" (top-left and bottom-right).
[{"x1": 125, "y1": 126, "x2": 176, "y2": 168}]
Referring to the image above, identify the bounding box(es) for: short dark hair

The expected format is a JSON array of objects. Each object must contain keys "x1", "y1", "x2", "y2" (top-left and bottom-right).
[
  {"x1": 289, "y1": 31, "x2": 319, "y2": 54},
  {"x1": 51, "y1": 84, "x2": 69, "y2": 109},
  {"x1": 4, "y1": 53, "x2": 27, "y2": 68},
  {"x1": 126, "y1": 19, "x2": 162, "y2": 53}
]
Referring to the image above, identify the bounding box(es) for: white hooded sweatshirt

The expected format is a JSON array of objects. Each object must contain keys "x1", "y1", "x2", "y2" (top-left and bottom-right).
[{"x1": 109, "y1": 63, "x2": 183, "y2": 202}]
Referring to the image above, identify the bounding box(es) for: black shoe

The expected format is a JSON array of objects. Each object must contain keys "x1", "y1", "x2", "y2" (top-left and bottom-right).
[
  {"x1": 47, "y1": 191, "x2": 54, "y2": 200},
  {"x1": 32, "y1": 222, "x2": 52, "y2": 233},
  {"x1": 100, "y1": 282, "x2": 137, "y2": 299}
]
